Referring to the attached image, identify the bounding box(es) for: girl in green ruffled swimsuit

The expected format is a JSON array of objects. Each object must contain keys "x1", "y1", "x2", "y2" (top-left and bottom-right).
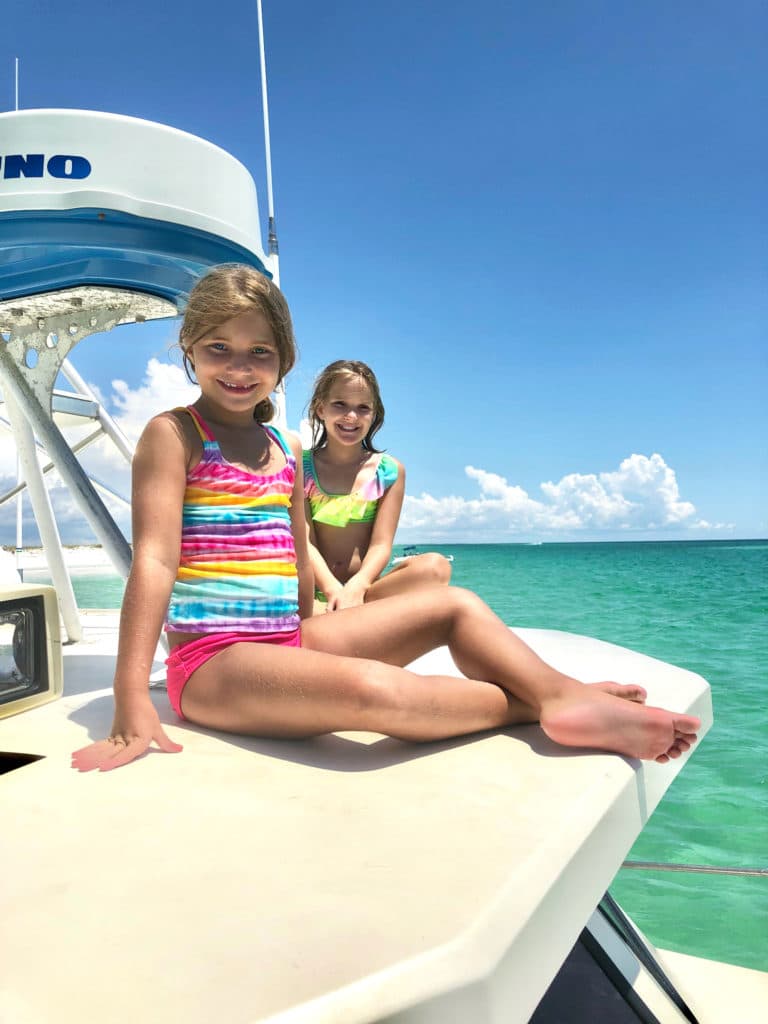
[{"x1": 304, "y1": 360, "x2": 451, "y2": 612}]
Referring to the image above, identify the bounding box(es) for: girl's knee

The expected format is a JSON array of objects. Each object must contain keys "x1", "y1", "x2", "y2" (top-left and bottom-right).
[
  {"x1": 412, "y1": 552, "x2": 452, "y2": 586},
  {"x1": 441, "y1": 585, "x2": 490, "y2": 626},
  {"x1": 424, "y1": 552, "x2": 452, "y2": 585},
  {"x1": 346, "y1": 660, "x2": 406, "y2": 720}
]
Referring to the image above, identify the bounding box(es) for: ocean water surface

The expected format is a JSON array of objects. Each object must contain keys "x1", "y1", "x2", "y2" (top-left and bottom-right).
[
  {"x1": 29, "y1": 539, "x2": 767, "y2": 971},
  {"x1": 430, "y1": 539, "x2": 768, "y2": 972}
]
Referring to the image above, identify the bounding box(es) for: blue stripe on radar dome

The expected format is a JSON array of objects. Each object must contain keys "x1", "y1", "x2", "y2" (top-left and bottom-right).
[{"x1": 0, "y1": 207, "x2": 271, "y2": 307}]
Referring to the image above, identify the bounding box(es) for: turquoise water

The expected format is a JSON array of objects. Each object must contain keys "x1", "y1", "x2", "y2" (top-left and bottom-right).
[
  {"x1": 420, "y1": 539, "x2": 768, "y2": 972},
  {"x1": 31, "y1": 539, "x2": 768, "y2": 971}
]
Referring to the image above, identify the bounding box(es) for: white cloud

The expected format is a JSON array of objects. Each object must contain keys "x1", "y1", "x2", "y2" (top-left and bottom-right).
[
  {"x1": 108, "y1": 359, "x2": 199, "y2": 445},
  {"x1": 540, "y1": 453, "x2": 695, "y2": 528},
  {"x1": 297, "y1": 417, "x2": 313, "y2": 449},
  {"x1": 402, "y1": 453, "x2": 727, "y2": 537}
]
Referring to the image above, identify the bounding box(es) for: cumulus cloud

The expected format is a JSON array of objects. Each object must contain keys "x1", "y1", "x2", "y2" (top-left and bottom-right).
[
  {"x1": 297, "y1": 417, "x2": 313, "y2": 449},
  {"x1": 402, "y1": 453, "x2": 719, "y2": 536},
  {"x1": 539, "y1": 453, "x2": 696, "y2": 528},
  {"x1": 108, "y1": 359, "x2": 199, "y2": 446}
]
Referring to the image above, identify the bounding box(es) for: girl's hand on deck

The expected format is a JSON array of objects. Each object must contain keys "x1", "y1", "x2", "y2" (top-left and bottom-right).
[{"x1": 71, "y1": 697, "x2": 182, "y2": 772}]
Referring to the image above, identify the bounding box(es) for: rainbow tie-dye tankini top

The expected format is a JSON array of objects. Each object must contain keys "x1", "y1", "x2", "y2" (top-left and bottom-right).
[{"x1": 165, "y1": 406, "x2": 299, "y2": 635}]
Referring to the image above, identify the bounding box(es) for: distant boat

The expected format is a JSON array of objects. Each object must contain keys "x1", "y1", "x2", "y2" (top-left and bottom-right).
[{"x1": 392, "y1": 545, "x2": 454, "y2": 564}]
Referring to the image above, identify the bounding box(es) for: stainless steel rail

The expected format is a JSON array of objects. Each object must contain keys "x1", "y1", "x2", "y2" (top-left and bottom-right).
[{"x1": 622, "y1": 860, "x2": 768, "y2": 877}]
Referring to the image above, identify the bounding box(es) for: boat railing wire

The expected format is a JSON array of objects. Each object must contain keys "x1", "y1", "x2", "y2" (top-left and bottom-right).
[{"x1": 622, "y1": 860, "x2": 767, "y2": 877}]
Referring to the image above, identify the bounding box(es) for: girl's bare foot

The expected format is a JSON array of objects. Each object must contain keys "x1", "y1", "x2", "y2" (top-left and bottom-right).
[
  {"x1": 540, "y1": 689, "x2": 700, "y2": 763},
  {"x1": 589, "y1": 681, "x2": 647, "y2": 703}
]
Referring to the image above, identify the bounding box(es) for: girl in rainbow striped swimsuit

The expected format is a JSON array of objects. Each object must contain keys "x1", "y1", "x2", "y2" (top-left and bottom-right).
[{"x1": 73, "y1": 265, "x2": 700, "y2": 771}]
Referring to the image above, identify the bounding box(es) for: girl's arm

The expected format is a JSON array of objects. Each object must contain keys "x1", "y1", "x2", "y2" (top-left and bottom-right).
[
  {"x1": 72, "y1": 413, "x2": 189, "y2": 771},
  {"x1": 287, "y1": 435, "x2": 315, "y2": 620},
  {"x1": 332, "y1": 459, "x2": 405, "y2": 610},
  {"x1": 303, "y1": 502, "x2": 345, "y2": 606}
]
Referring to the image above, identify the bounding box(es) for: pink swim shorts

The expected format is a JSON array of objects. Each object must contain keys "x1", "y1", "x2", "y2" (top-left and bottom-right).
[{"x1": 165, "y1": 628, "x2": 302, "y2": 720}]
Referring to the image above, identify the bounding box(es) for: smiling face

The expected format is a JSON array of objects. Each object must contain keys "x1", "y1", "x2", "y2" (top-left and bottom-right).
[
  {"x1": 317, "y1": 374, "x2": 377, "y2": 448},
  {"x1": 308, "y1": 359, "x2": 386, "y2": 451},
  {"x1": 187, "y1": 309, "x2": 280, "y2": 415}
]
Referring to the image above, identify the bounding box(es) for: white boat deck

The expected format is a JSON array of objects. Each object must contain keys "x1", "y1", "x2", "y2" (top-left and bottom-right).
[{"x1": 1, "y1": 612, "x2": 715, "y2": 1023}]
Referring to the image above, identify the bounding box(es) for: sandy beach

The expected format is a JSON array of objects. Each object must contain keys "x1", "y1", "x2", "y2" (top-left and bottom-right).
[{"x1": 8, "y1": 545, "x2": 116, "y2": 575}]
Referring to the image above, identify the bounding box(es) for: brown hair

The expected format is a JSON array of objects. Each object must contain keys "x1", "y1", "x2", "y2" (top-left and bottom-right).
[
  {"x1": 308, "y1": 359, "x2": 385, "y2": 452},
  {"x1": 179, "y1": 264, "x2": 297, "y2": 423}
]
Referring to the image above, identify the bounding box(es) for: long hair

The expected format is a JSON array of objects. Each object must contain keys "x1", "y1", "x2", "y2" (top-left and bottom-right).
[
  {"x1": 308, "y1": 359, "x2": 385, "y2": 451},
  {"x1": 179, "y1": 264, "x2": 297, "y2": 423}
]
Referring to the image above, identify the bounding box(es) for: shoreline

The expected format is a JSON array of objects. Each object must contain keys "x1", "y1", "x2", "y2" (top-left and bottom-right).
[
  {"x1": 7, "y1": 545, "x2": 117, "y2": 574},
  {"x1": 3, "y1": 537, "x2": 764, "y2": 566}
]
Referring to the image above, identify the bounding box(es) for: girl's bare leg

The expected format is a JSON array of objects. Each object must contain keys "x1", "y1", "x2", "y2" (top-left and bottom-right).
[
  {"x1": 365, "y1": 553, "x2": 451, "y2": 602},
  {"x1": 301, "y1": 588, "x2": 700, "y2": 763},
  {"x1": 179, "y1": 642, "x2": 536, "y2": 742}
]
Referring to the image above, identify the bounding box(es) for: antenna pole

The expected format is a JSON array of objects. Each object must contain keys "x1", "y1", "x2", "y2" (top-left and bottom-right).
[
  {"x1": 256, "y1": 1, "x2": 287, "y2": 429},
  {"x1": 256, "y1": 0, "x2": 279, "y2": 277},
  {"x1": 15, "y1": 57, "x2": 19, "y2": 110}
]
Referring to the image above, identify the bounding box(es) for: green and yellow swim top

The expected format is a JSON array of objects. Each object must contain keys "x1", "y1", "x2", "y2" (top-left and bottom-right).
[{"x1": 303, "y1": 449, "x2": 398, "y2": 528}]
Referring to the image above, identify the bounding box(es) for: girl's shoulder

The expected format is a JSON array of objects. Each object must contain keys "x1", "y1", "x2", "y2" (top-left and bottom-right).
[
  {"x1": 142, "y1": 408, "x2": 197, "y2": 448},
  {"x1": 359, "y1": 452, "x2": 400, "y2": 502},
  {"x1": 376, "y1": 452, "x2": 401, "y2": 490},
  {"x1": 264, "y1": 423, "x2": 298, "y2": 464},
  {"x1": 302, "y1": 448, "x2": 318, "y2": 488},
  {"x1": 133, "y1": 408, "x2": 199, "y2": 475},
  {"x1": 147, "y1": 405, "x2": 205, "y2": 438}
]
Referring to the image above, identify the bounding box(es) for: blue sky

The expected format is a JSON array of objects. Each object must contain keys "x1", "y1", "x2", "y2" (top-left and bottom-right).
[{"x1": 1, "y1": 0, "x2": 766, "y2": 543}]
